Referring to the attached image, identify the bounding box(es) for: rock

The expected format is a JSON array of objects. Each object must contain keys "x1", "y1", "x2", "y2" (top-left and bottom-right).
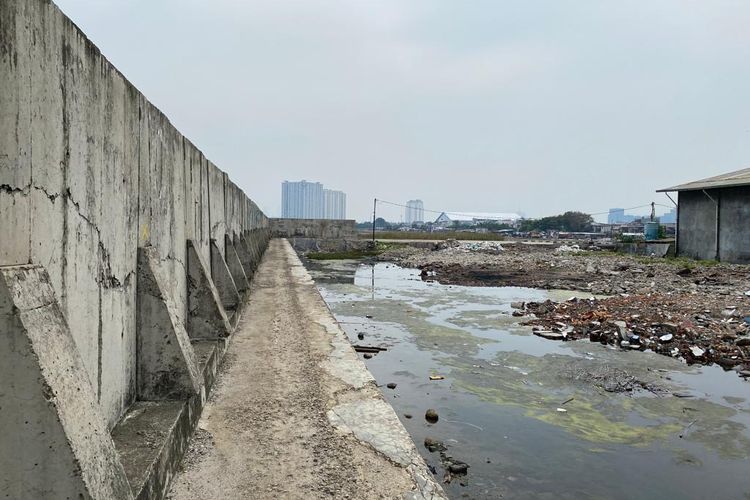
[
  {"x1": 363, "y1": 353, "x2": 373, "y2": 359},
  {"x1": 533, "y1": 330, "x2": 565, "y2": 340},
  {"x1": 660, "y1": 323, "x2": 679, "y2": 333},
  {"x1": 676, "y1": 268, "x2": 692, "y2": 276},
  {"x1": 404, "y1": 413, "x2": 413, "y2": 419},
  {"x1": 365, "y1": 315, "x2": 374, "y2": 319},
  {"x1": 357, "y1": 332, "x2": 364, "y2": 340},
  {"x1": 448, "y1": 461, "x2": 469, "y2": 474},
  {"x1": 510, "y1": 302, "x2": 525, "y2": 310},
  {"x1": 689, "y1": 346, "x2": 705, "y2": 357},
  {"x1": 424, "y1": 437, "x2": 446, "y2": 452},
  {"x1": 386, "y1": 382, "x2": 397, "y2": 389},
  {"x1": 739, "y1": 371, "x2": 750, "y2": 378},
  {"x1": 736, "y1": 338, "x2": 750, "y2": 347},
  {"x1": 425, "y1": 409, "x2": 439, "y2": 423}
]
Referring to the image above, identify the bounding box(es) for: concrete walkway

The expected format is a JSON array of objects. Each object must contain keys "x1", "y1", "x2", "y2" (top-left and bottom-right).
[{"x1": 168, "y1": 239, "x2": 444, "y2": 499}]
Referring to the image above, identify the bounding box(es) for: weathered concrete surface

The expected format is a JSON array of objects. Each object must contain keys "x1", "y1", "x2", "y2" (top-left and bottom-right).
[
  {"x1": 676, "y1": 186, "x2": 750, "y2": 263},
  {"x1": 168, "y1": 240, "x2": 444, "y2": 499},
  {"x1": 187, "y1": 240, "x2": 232, "y2": 340},
  {"x1": 717, "y1": 185, "x2": 750, "y2": 263},
  {"x1": 224, "y1": 235, "x2": 250, "y2": 293},
  {"x1": 137, "y1": 247, "x2": 203, "y2": 401},
  {"x1": 0, "y1": 265, "x2": 132, "y2": 500},
  {"x1": 210, "y1": 239, "x2": 241, "y2": 313},
  {"x1": 271, "y1": 217, "x2": 357, "y2": 239},
  {"x1": 677, "y1": 190, "x2": 719, "y2": 261},
  {"x1": 0, "y1": 0, "x2": 269, "y2": 429}
]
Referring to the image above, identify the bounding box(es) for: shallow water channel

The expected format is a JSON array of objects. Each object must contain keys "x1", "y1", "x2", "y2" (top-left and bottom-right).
[{"x1": 306, "y1": 259, "x2": 750, "y2": 500}]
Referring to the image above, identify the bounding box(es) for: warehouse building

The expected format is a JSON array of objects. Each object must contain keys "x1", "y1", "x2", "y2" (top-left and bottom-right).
[{"x1": 658, "y1": 168, "x2": 750, "y2": 263}]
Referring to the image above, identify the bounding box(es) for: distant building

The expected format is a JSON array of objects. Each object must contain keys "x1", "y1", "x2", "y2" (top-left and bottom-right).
[
  {"x1": 608, "y1": 208, "x2": 636, "y2": 224},
  {"x1": 281, "y1": 180, "x2": 324, "y2": 219},
  {"x1": 658, "y1": 168, "x2": 750, "y2": 263},
  {"x1": 324, "y1": 189, "x2": 347, "y2": 220},
  {"x1": 435, "y1": 212, "x2": 522, "y2": 227},
  {"x1": 660, "y1": 207, "x2": 677, "y2": 224},
  {"x1": 405, "y1": 200, "x2": 425, "y2": 224}
]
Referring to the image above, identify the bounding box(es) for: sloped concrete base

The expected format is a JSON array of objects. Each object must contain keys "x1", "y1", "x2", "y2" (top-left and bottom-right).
[
  {"x1": 225, "y1": 235, "x2": 250, "y2": 293},
  {"x1": 210, "y1": 239, "x2": 241, "y2": 324},
  {"x1": 0, "y1": 265, "x2": 133, "y2": 500},
  {"x1": 187, "y1": 240, "x2": 232, "y2": 340},
  {"x1": 137, "y1": 247, "x2": 203, "y2": 400}
]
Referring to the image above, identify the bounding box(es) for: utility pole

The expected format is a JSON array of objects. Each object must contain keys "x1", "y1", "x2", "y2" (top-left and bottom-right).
[{"x1": 372, "y1": 198, "x2": 377, "y2": 244}]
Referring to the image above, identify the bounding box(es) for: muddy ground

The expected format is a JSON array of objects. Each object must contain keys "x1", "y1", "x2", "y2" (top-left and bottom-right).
[{"x1": 379, "y1": 241, "x2": 750, "y2": 377}]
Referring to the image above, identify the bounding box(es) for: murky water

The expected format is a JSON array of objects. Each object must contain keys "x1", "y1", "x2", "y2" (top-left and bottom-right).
[{"x1": 307, "y1": 260, "x2": 750, "y2": 500}]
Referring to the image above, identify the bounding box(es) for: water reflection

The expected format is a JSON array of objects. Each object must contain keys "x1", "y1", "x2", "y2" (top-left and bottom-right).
[{"x1": 305, "y1": 259, "x2": 750, "y2": 500}]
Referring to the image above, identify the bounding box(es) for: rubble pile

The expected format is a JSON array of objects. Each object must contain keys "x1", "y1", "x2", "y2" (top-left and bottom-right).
[
  {"x1": 381, "y1": 243, "x2": 750, "y2": 297},
  {"x1": 518, "y1": 294, "x2": 750, "y2": 374},
  {"x1": 379, "y1": 242, "x2": 750, "y2": 372},
  {"x1": 433, "y1": 239, "x2": 505, "y2": 255}
]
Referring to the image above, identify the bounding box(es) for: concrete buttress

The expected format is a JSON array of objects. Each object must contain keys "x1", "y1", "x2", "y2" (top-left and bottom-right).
[
  {"x1": 0, "y1": 265, "x2": 133, "y2": 500},
  {"x1": 210, "y1": 239, "x2": 241, "y2": 314},
  {"x1": 136, "y1": 247, "x2": 203, "y2": 400},
  {"x1": 186, "y1": 240, "x2": 232, "y2": 340},
  {"x1": 225, "y1": 235, "x2": 250, "y2": 293}
]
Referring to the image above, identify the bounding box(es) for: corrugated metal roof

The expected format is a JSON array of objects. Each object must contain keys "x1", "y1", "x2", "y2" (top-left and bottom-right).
[{"x1": 657, "y1": 167, "x2": 750, "y2": 192}]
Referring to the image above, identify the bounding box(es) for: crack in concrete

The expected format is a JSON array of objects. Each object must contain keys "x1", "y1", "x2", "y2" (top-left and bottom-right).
[{"x1": 0, "y1": 183, "x2": 29, "y2": 195}]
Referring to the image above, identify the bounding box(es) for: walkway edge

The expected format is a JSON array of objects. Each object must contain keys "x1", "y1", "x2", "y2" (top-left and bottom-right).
[{"x1": 283, "y1": 241, "x2": 447, "y2": 500}]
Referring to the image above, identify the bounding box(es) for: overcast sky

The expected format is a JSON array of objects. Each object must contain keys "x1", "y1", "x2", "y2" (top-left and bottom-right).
[{"x1": 56, "y1": 0, "x2": 750, "y2": 222}]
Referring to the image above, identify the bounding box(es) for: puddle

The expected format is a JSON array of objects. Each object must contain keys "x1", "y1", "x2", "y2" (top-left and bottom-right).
[{"x1": 306, "y1": 260, "x2": 750, "y2": 500}]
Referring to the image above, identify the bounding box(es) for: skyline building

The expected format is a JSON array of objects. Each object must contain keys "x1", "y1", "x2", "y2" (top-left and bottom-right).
[
  {"x1": 324, "y1": 189, "x2": 347, "y2": 220},
  {"x1": 281, "y1": 180, "x2": 324, "y2": 219},
  {"x1": 405, "y1": 199, "x2": 425, "y2": 224},
  {"x1": 281, "y1": 180, "x2": 347, "y2": 219}
]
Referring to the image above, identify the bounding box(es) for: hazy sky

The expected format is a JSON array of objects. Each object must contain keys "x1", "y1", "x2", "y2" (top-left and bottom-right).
[{"x1": 56, "y1": 0, "x2": 750, "y2": 222}]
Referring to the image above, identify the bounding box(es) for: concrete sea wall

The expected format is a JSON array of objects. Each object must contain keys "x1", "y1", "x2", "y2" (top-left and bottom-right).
[
  {"x1": 271, "y1": 217, "x2": 357, "y2": 239},
  {"x1": 1, "y1": 2, "x2": 270, "y2": 497}
]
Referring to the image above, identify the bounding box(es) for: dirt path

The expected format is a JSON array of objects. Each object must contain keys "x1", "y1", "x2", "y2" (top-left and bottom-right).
[{"x1": 168, "y1": 239, "x2": 441, "y2": 500}]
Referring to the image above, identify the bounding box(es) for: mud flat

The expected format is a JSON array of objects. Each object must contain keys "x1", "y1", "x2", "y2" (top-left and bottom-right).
[
  {"x1": 380, "y1": 243, "x2": 750, "y2": 373},
  {"x1": 308, "y1": 259, "x2": 750, "y2": 500}
]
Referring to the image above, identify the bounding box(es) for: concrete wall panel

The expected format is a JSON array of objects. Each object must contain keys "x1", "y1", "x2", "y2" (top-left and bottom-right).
[
  {"x1": 0, "y1": 2, "x2": 32, "y2": 265},
  {"x1": 677, "y1": 190, "x2": 717, "y2": 261},
  {"x1": 208, "y1": 162, "x2": 226, "y2": 256},
  {"x1": 718, "y1": 186, "x2": 750, "y2": 264},
  {"x1": 0, "y1": 0, "x2": 268, "y2": 428}
]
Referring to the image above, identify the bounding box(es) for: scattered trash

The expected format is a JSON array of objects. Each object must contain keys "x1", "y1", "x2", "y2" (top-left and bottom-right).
[
  {"x1": 556, "y1": 408, "x2": 568, "y2": 413},
  {"x1": 689, "y1": 346, "x2": 705, "y2": 358},
  {"x1": 363, "y1": 353, "x2": 373, "y2": 359},
  {"x1": 672, "y1": 391, "x2": 694, "y2": 398},
  {"x1": 353, "y1": 345, "x2": 387, "y2": 353},
  {"x1": 659, "y1": 333, "x2": 674, "y2": 343},
  {"x1": 404, "y1": 413, "x2": 413, "y2": 419},
  {"x1": 429, "y1": 375, "x2": 445, "y2": 381},
  {"x1": 679, "y1": 420, "x2": 698, "y2": 439}
]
